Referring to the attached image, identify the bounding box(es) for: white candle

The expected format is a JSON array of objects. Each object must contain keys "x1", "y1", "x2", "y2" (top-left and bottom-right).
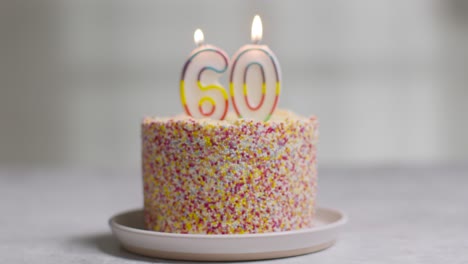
[
  {"x1": 180, "y1": 29, "x2": 230, "y2": 120},
  {"x1": 229, "y1": 15, "x2": 282, "y2": 121}
]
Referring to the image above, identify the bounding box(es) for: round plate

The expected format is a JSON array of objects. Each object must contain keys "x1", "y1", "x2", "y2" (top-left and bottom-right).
[{"x1": 109, "y1": 207, "x2": 347, "y2": 261}]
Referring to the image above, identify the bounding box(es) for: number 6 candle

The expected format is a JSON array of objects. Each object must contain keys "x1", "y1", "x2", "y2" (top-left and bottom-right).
[
  {"x1": 230, "y1": 15, "x2": 281, "y2": 121},
  {"x1": 180, "y1": 29, "x2": 230, "y2": 120}
]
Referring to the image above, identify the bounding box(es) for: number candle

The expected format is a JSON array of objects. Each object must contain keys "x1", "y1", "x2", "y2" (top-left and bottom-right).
[
  {"x1": 180, "y1": 29, "x2": 230, "y2": 120},
  {"x1": 230, "y1": 15, "x2": 281, "y2": 121}
]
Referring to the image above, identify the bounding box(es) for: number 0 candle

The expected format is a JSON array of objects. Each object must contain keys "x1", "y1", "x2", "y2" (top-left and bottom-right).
[
  {"x1": 180, "y1": 29, "x2": 230, "y2": 120},
  {"x1": 230, "y1": 15, "x2": 281, "y2": 121}
]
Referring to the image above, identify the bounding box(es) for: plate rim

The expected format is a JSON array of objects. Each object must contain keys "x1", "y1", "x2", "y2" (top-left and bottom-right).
[
  {"x1": 109, "y1": 207, "x2": 348, "y2": 239},
  {"x1": 120, "y1": 240, "x2": 337, "y2": 261}
]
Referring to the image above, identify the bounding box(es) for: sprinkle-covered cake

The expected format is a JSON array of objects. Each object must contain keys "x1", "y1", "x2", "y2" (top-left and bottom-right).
[{"x1": 142, "y1": 110, "x2": 318, "y2": 234}]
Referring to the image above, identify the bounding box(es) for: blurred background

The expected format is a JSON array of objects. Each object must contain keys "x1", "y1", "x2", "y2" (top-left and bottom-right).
[{"x1": 0, "y1": 0, "x2": 467, "y2": 169}]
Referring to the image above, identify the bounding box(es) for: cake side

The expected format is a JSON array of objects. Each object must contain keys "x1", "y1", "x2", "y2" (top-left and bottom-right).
[{"x1": 142, "y1": 109, "x2": 318, "y2": 234}]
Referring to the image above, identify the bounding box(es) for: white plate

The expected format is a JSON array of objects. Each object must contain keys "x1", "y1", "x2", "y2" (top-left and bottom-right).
[{"x1": 109, "y1": 207, "x2": 347, "y2": 261}]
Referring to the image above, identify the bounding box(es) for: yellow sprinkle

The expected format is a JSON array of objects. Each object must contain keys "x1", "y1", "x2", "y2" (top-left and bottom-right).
[{"x1": 204, "y1": 136, "x2": 212, "y2": 146}]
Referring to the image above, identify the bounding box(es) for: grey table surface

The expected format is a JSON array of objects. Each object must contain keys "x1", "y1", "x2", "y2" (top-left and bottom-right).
[{"x1": 1, "y1": 165, "x2": 467, "y2": 263}]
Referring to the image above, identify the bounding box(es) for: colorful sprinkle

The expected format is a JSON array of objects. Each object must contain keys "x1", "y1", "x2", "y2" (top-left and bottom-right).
[{"x1": 142, "y1": 110, "x2": 319, "y2": 234}]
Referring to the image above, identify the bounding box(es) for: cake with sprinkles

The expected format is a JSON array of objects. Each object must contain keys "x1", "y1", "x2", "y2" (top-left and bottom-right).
[{"x1": 142, "y1": 109, "x2": 319, "y2": 234}]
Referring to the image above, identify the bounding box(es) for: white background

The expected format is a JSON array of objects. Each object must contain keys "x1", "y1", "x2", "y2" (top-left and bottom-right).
[{"x1": 0, "y1": 0, "x2": 467, "y2": 168}]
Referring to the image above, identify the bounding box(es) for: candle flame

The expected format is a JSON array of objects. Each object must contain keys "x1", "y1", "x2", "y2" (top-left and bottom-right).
[
  {"x1": 194, "y1": 29, "x2": 204, "y2": 46},
  {"x1": 251, "y1": 15, "x2": 262, "y2": 44}
]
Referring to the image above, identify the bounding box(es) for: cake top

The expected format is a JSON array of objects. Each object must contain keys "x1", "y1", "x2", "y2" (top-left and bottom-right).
[{"x1": 143, "y1": 109, "x2": 316, "y2": 126}]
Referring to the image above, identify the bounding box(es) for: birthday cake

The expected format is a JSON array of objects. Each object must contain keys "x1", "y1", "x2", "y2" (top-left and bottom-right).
[
  {"x1": 142, "y1": 15, "x2": 319, "y2": 234},
  {"x1": 142, "y1": 110, "x2": 318, "y2": 234}
]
